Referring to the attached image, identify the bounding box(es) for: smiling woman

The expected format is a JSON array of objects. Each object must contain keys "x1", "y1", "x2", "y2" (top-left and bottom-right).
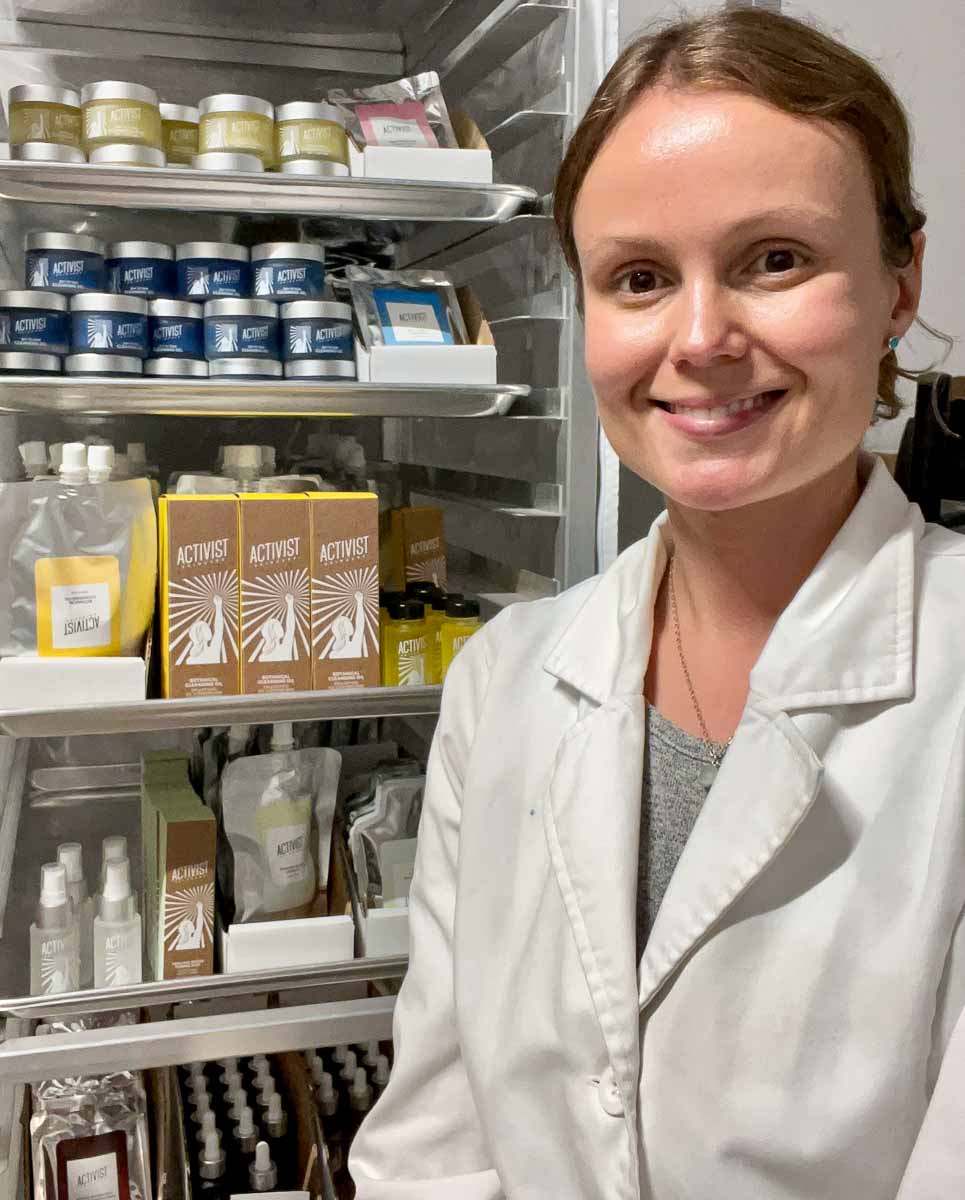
[{"x1": 349, "y1": 10, "x2": 965, "y2": 1200}]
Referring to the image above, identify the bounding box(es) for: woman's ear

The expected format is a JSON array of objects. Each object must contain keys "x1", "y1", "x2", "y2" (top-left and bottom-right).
[{"x1": 888, "y1": 230, "x2": 925, "y2": 343}]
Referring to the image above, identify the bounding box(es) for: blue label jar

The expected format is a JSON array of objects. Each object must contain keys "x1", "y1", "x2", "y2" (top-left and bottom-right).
[
  {"x1": 70, "y1": 294, "x2": 149, "y2": 357},
  {"x1": 280, "y1": 300, "x2": 354, "y2": 365},
  {"x1": 176, "y1": 241, "x2": 250, "y2": 300},
  {"x1": 150, "y1": 299, "x2": 204, "y2": 358},
  {"x1": 107, "y1": 241, "x2": 176, "y2": 299},
  {"x1": 204, "y1": 299, "x2": 279, "y2": 360},
  {"x1": 0, "y1": 291, "x2": 69, "y2": 354},
  {"x1": 252, "y1": 241, "x2": 326, "y2": 301},
  {"x1": 24, "y1": 233, "x2": 106, "y2": 295}
]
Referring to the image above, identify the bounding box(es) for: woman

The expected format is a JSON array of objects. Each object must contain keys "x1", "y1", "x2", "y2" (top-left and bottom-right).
[{"x1": 351, "y1": 9, "x2": 965, "y2": 1198}]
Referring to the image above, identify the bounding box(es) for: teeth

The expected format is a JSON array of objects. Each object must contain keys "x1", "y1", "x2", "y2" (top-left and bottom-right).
[{"x1": 669, "y1": 391, "x2": 778, "y2": 418}]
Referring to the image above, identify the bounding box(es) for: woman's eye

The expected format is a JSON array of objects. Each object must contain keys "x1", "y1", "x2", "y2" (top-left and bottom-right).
[
  {"x1": 616, "y1": 268, "x2": 663, "y2": 295},
  {"x1": 752, "y1": 248, "x2": 804, "y2": 275}
]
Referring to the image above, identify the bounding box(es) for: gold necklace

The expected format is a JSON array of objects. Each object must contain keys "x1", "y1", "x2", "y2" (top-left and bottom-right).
[{"x1": 667, "y1": 555, "x2": 732, "y2": 791}]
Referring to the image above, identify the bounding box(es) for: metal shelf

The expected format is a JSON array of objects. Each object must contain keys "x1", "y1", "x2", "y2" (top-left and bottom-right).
[
  {"x1": 484, "y1": 109, "x2": 568, "y2": 157},
  {"x1": 0, "y1": 161, "x2": 537, "y2": 222},
  {"x1": 0, "y1": 378, "x2": 526, "y2": 419},
  {"x1": 0, "y1": 684, "x2": 442, "y2": 738},
  {"x1": 0, "y1": 955, "x2": 407, "y2": 1020}
]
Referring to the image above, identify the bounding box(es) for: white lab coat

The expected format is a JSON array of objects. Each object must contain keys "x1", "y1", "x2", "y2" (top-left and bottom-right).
[{"x1": 350, "y1": 453, "x2": 965, "y2": 1199}]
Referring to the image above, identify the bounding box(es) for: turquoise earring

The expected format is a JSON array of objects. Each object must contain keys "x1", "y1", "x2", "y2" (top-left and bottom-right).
[{"x1": 888, "y1": 336, "x2": 900, "y2": 350}]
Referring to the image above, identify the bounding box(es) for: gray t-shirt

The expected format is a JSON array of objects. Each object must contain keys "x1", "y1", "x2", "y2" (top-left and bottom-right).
[{"x1": 637, "y1": 702, "x2": 728, "y2": 960}]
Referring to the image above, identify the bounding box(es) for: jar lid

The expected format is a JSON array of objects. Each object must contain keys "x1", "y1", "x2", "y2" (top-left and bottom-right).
[
  {"x1": 150, "y1": 298, "x2": 202, "y2": 319},
  {"x1": 80, "y1": 80, "x2": 159, "y2": 106},
  {"x1": 0, "y1": 351, "x2": 61, "y2": 372},
  {"x1": 280, "y1": 158, "x2": 349, "y2": 177},
  {"x1": 284, "y1": 360, "x2": 355, "y2": 378},
  {"x1": 198, "y1": 93, "x2": 273, "y2": 120},
  {"x1": 12, "y1": 142, "x2": 86, "y2": 164},
  {"x1": 406, "y1": 582, "x2": 441, "y2": 600},
  {"x1": 9, "y1": 84, "x2": 80, "y2": 107},
  {"x1": 432, "y1": 591, "x2": 462, "y2": 611},
  {"x1": 387, "y1": 598, "x2": 425, "y2": 621},
  {"x1": 107, "y1": 240, "x2": 175, "y2": 260},
  {"x1": 89, "y1": 144, "x2": 166, "y2": 168},
  {"x1": 0, "y1": 289, "x2": 68, "y2": 311},
  {"x1": 144, "y1": 357, "x2": 209, "y2": 376},
  {"x1": 160, "y1": 103, "x2": 199, "y2": 123},
  {"x1": 280, "y1": 300, "x2": 350, "y2": 320},
  {"x1": 446, "y1": 597, "x2": 480, "y2": 618},
  {"x1": 252, "y1": 242, "x2": 326, "y2": 264},
  {"x1": 176, "y1": 242, "x2": 250, "y2": 263},
  {"x1": 209, "y1": 358, "x2": 282, "y2": 378},
  {"x1": 203, "y1": 298, "x2": 278, "y2": 319},
  {"x1": 70, "y1": 292, "x2": 148, "y2": 315},
  {"x1": 24, "y1": 232, "x2": 105, "y2": 255},
  {"x1": 191, "y1": 151, "x2": 264, "y2": 173},
  {"x1": 65, "y1": 353, "x2": 143, "y2": 374},
  {"x1": 274, "y1": 101, "x2": 342, "y2": 125}
]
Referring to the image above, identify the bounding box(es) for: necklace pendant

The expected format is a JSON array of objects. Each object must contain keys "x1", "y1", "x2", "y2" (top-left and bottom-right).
[{"x1": 698, "y1": 761, "x2": 719, "y2": 792}]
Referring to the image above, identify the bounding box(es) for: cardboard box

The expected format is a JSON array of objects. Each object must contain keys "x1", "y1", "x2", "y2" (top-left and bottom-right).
[
  {"x1": 158, "y1": 495, "x2": 240, "y2": 699},
  {"x1": 385, "y1": 506, "x2": 447, "y2": 592},
  {"x1": 309, "y1": 493, "x2": 381, "y2": 691},
  {"x1": 348, "y1": 108, "x2": 493, "y2": 184},
  {"x1": 239, "y1": 495, "x2": 312, "y2": 694},
  {"x1": 0, "y1": 655, "x2": 146, "y2": 708}
]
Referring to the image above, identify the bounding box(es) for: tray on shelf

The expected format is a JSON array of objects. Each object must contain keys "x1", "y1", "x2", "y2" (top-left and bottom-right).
[
  {"x1": 0, "y1": 160, "x2": 537, "y2": 221},
  {"x1": 0, "y1": 378, "x2": 526, "y2": 418},
  {"x1": 0, "y1": 683, "x2": 443, "y2": 737}
]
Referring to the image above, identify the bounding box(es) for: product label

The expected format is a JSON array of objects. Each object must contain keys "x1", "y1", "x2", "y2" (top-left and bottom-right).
[
  {"x1": 267, "y1": 822, "x2": 312, "y2": 888},
  {"x1": 51, "y1": 580, "x2": 111, "y2": 649},
  {"x1": 107, "y1": 257, "x2": 176, "y2": 299},
  {"x1": 284, "y1": 319, "x2": 353, "y2": 362},
  {"x1": 310, "y1": 495, "x2": 380, "y2": 691},
  {"x1": 373, "y1": 287, "x2": 452, "y2": 346},
  {"x1": 40, "y1": 935, "x2": 74, "y2": 994},
  {"x1": 204, "y1": 315, "x2": 279, "y2": 359},
  {"x1": 278, "y1": 119, "x2": 347, "y2": 162},
  {"x1": 36, "y1": 555, "x2": 121, "y2": 657},
  {"x1": 178, "y1": 261, "x2": 249, "y2": 300},
  {"x1": 26, "y1": 250, "x2": 105, "y2": 294},
  {"x1": 100, "y1": 927, "x2": 138, "y2": 986},
  {"x1": 240, "y1": 496, "x2": 312, "y2": 694},
  {"x1": 56, "y1": 1133, "x2": 130, "y2": 1200},
  {"x1": 10, "y1": 102, "x2": 82, "y2": 147},
  {"x1": 0, "y1": 308, "x2": 68, "y2": 352},
  {"x1": 163, "y1": 121, "x2": 198, "y2": 162},
  {"x1": 199, "y1": 112, "x2": 272, "y2": 158},
  {"x1": 380, "y1": 837, "x2": 418, "y2": 906},
  {"x1": 161, "y1": 497, "x2": 240, "y2": 698},
  {"x1": 161, "y1": 820, "x2": 216, "y2": 979},
  {"x1": 71, "y1": 311, "x2": 148, "y2": 355},
  {"x1": 389, "y1": 506, "x2": 447, "y2": 591},
  {"x1": 151, "y1": 315, "x2": 203, "y2": 358},
  {"x1": 357, "y1": 99, "x2": 437, "y2": 148},
  {"x1": 84, "y1": 100, "x2": 161, "y2": 145},
  {"x1": 254, "y1": 260, "x2": 325, "y2": 300}
]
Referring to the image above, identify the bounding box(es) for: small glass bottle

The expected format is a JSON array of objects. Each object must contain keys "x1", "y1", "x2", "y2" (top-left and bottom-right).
[
  {"x1": 263, "y1": 1093, "x2": 291, "y2": 1187},
  {"x1": 57, "y1": 842, "x2": 94, "y2": 988},
  {"x1": 441, "y1": 597, "x2": 483, "y2": 680},
  {"x1": 382, "y1": 599, "x2": 429, "y2": 687},
  {"x1": 372, "y1": 1054, "x2": 391, "y2": 1103},
  {"x1": 93, "y1": 857, "x2": 142, "y2": 987},
  {"x1": 346, "y1": 1066, "x2": 374, "y2": 1141},
  {"x1": 230, "y1": 1105, "x2": 259, "y2": 1193},
  {"x1": 426, "y1": 591, "x2": 463, "y2": 685},
  {"x1": 247, "y1": 1141, "x2": 278, "y2": 1192},
  {"x1": 30, "y1": 862, "x2": 81, "y2": 995},
  {"x1": 197, "y1": 1130, "x2": 228, "y2": 1200}
]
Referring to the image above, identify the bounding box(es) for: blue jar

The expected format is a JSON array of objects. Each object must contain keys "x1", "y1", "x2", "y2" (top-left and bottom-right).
[
  {"x1": 64, "y1": 353, "x2": 143, "y2": 377},
  {"x1": 176, "y1": 242, "x2": 250, "y2": 300},
  {"x1": 0, "y1": 291, "x2": 69, "y2": 354},
  {"x1": 252, "y1": 241, "x2": 326, "y2": 301},
  {"x1": 150, "y1": 299, "x2": 204, "y2": 359},
  {"x1": 209, "y1": 358, "x2": 282, "y2": 379},
  {"x1": 106, "y1": 241, "x2": 176, "y2": 299},
  {"x1": 280, "y1": 300, "x2": 355, "y2": 376},
  {"x1": 70, "y1": 293, "x2": 149, "y2": 357},
  {"x1": 24, "y1": 233, "x2": 106, "y2": 295},
  {"x1": 204, "y1": 298, "x2": 279, "y2": 360}
]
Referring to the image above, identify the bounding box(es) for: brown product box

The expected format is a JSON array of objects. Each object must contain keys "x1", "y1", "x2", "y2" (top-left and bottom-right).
[
  {"x1": 387, "y1": 505, "x2": 447, "y2": 591},
  {"x1": 310, "y1": 493, "x2": 380, "y2": 691},
  {"x1": 239, "y1": 494, "x2": 313, "y2": 694},
  {"x1": 159, "y1": 495, "x2": 240, "y2": 699},
  {"x1": 157, "y1": 800, "x2": 216, "y2": 980}
]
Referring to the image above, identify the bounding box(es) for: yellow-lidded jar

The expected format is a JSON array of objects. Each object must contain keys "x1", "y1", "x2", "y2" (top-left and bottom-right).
[
  {"x1": 81, "y1": 81, "x2": 162, "y2": 151},
  {"x1": 381, "y1": 599, "x2": 429, "y2": 688},
  {"x1": 8, "y1": 85, "x2": 82, "y2": 152},
  {"x1": 199, "y1": 93, "x2": 274, "y2": 167},
  {"x1": 275, "y1": 101, "x2": 348, "y2": 168},
  {"x1": 160, "y1": 103, "x2": 199, "y2": 165},
  {"x1": 441, "y1": 598, "x2": 482, "y2": 680}
]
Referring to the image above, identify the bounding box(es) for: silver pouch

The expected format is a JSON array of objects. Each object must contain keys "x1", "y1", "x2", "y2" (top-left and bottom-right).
[
  {"x1": 340, "y1": 265, "x2": 469, "y2": 350},
  {"x1": 350, "y1": 775, "x2": 424, "y2": 910},
  {"x1": 328, "y1": 71, "x2": 458, "y2": 149}
]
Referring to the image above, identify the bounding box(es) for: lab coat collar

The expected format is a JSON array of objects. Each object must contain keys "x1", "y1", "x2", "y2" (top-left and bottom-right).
[{"x1": 543, "y1": 452, "x2": 922, "y2": 710}]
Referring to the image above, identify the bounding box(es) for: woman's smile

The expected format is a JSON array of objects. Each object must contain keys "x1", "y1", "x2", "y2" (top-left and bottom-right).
[{"x1": 649, "y1": 387, "x2": 789, "y2": 438}]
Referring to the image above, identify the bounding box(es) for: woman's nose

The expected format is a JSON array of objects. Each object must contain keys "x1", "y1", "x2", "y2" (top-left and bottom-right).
[{"x1": 667, "y1": 279, "x2": 749, "y2": 369}]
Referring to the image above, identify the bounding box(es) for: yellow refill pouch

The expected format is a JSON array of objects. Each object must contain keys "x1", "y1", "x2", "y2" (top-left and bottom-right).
[{"x1": 35, "y1": 555, "x2": 121, "y2": 656}]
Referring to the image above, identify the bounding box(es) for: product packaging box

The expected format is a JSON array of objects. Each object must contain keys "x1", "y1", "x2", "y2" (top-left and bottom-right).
[
  {"x1": 239, "y1": 494, "x2": 313, "y2": 694},
  {"x1": 348, "y1": 108, "x2": 494, "y2": 184},
  {"x1": 309, "y1": 492, "x2": 380, "y2": 691},
  {"x1": 385, "y1": 505, "x2": 447, "y2": 592},
  {"x1": 158, "y1": 495, "x2": 240, "y2": 699}
]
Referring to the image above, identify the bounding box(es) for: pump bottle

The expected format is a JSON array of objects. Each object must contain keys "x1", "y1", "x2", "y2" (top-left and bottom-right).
[
  {"x1": 57, "y1": 842, "x2": 93, "y2": 988},
  {"x1": 30, "y1": 863, "x2": 80, "y2": 995},
  {"x1": 93, "y1": 858, "x2": 142, "y2": 987}
]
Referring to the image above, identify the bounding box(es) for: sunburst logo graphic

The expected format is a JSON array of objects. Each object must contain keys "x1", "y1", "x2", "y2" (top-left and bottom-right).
[
  {"x1": 214, "y1": 323, "x2": 239, "y2": 352},
  {"x1": 41, "y1": 939, "x2": 71, "y2": 994},
  {"x1": 397, "y1": 634, "x2": 428, "y2": 686},
  {"x1": 0, "y1": 315, "x2": 9, "y2": 346},
  {"x1": 29, "y1": 258, "x2": 49, "y2": 287},
  {"x1": 406, "y1": 556, "x2": 447, "y2": 587},
  {"x1": 168, "y1": 569, "x2": 239, "y2": 666},
  {"x1": 164, "y1": 882, "x2": 214, "y2": 953},
  {"x1": 87, "y1": 317, "x2": 113, "y2": 349},
  {"x1": 186, "y1": 266, "x2": 211, "y2": 296},
  {"x1": 312, "y1": 565, "x2": 378, "y2": 661},
  {"x1": 289, "y1": 323, "x2": 312, "y2": 355},
  {"x1": 254, "y1": 267, "x2": 273, "y2": 296},
  {"x1": 104, "y1": 936, "x2": 135, "y2": 986},
  {"x1": 242, "y1": 568, "x2": 311, "y2": 663}
]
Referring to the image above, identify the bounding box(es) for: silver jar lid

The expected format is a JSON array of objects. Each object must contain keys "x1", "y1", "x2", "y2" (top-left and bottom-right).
[
  {"x1": 12, "y1": 142, "x2": 86, "y2": 164},
  {"x1": 160, "y1": 103, "x2": 199, "y2": 123},
  {"x1": 150, "y1": 298, "x2": 202, "y2": 319},
  {"x1": 209, "y1": 358, "x2": 282, "y2": 378},
  {"x1": 24, "y1": 232, "x2": 105, "y2": 256},
  {"x1": 280, "y1": 300, "x2": 351, "y2": 320},
  {"x1": 274, "y1": 101, "x2": 342, "y2": 125},
  {"x1": 145, "y1": 357, "x2": 209, "y2": 377},
  {"x1": 9, "y1": 84, "x2": 80, "y2": 107},
  {"x1": 89, "y1": 144, "x2": 166, "y2": 168},
  {"x1": 70, "y1": 292, "x2": 148, "y2": 315},
  {"x1": 199, "y1": 93, "x2": 273, "y2": 120},
  {"x1": 0, "y1": 351, "x2": 62, "y2": 372},
  {"x1": 203, "y1": 298, "x2": 278, "y2": 320},
  {"x1": 191, "y1": 151, "x2": 264, "y2": 173},
  {"x1": 65, "y1": 353, "x2": 143, "y2": 374},
  {"x1": 80, "y1": 81, "x2": 159, "y2": 106},
  {"x1": 176, "y1": 242, "x2": 250, "y2": 263},
  {"x1": 280, "y1": 158, "x2": 349, "y2": 177},
  {"x1": 106, "y1": 240, "x2": 175, "y2": 260},
  {"x1": 252, "y1": 242, "x2": 326, "y2": 264},
  {"x1": 284, "y1": 359, "x2": 356, "y2": 379},
  {"x1": 0, "y1": 289, "x2": 68, "y2": 311}
]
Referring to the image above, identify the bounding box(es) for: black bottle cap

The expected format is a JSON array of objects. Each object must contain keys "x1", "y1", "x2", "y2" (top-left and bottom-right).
[
  {"x1": 379, "y1": 589, "x2": 404, "y2": 608},
  {"x1": 405, "y1": 581, "x2": 441, "y2": 600},
  {"x1": 387, "y1": 598, "x2": 425, "y2": 621},
  {"x1": 446, "y1": 597, "x2": 480, "y2": 618},
  {"x1": 431, "y1": 590, "x2": 463, "y2": 611}
]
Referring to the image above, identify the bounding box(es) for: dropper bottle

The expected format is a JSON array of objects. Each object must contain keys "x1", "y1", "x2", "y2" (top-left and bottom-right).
[
  {"x1": 230, "y1": 1105, "x2": 259, "y2": 1192},
  {"x1": 56, "y1": 843, "x2": 93, "y2": 989},
  {"x1": 86, "y1": 443, "x2": 115, "y2": 484},
  {"x1": 30, "y1": 862, "x2": 81, "y2": 995},
  {"x1": 263, "y1": 1092, "x2": 291, "y2": 1186},
  {"x1": 247, "y1": 1141, "x2": 277, "y2": 1193},
  {"x1": 372, "y1": 1054, "x2": 391, "y2": 1102},
  {"x1": 195, "y1": 1108, "x2": 218, "y2": 1147},
  {"x1": 347, "y1": 1065, "x2": 374, "y2": 1139},
  {"x1": 197, "y1": 1130, "x2": 227, "y2": 1199},
  {"x1": 314, "y1": 1066, "x2": 346, "y2": 1178},
  {"x1": 58, "y1": 442, "x2": 88, "y2": 486}
]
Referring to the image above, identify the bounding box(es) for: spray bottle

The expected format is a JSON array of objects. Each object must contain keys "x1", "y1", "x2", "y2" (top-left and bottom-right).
[
  {"x1": 93, "y1": 857, "x2": 142, "y2": 987},
  {"x1": 56, "y1": 842, "x2": 93, "y2": 988},
  {"x1": 30, "y1": 862, "x2": 81, "y2": 995}
]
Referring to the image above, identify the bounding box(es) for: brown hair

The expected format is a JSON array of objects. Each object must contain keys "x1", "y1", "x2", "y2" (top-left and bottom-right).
[{"x1": 554, "y1": 6, "x2": 946, "y2": 420}]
